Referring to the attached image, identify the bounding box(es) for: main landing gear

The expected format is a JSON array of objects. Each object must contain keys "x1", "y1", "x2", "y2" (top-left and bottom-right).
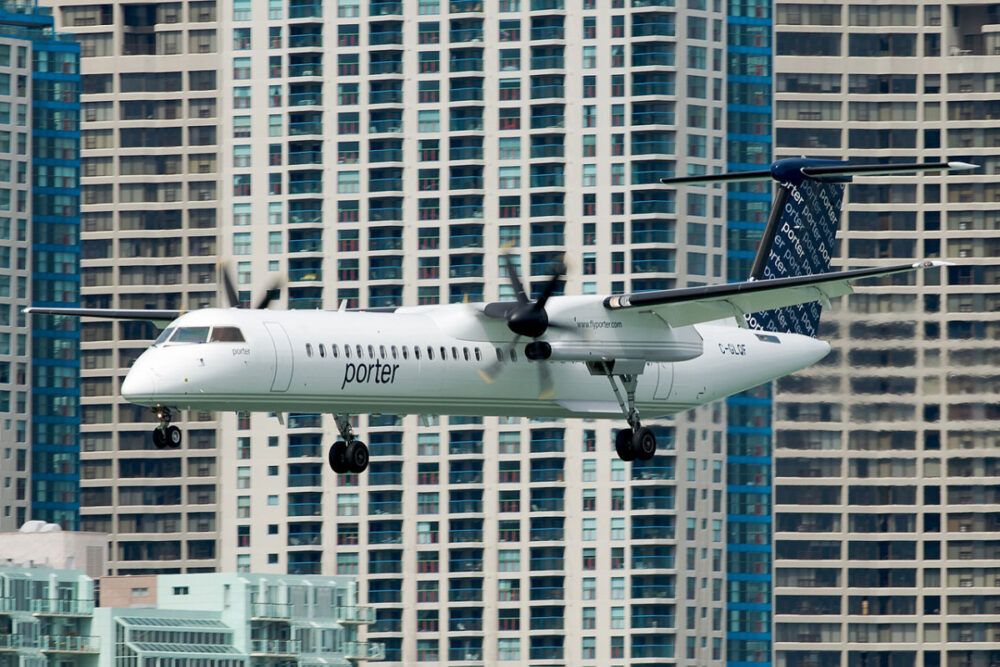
[
  {"x1": 328, "y1": 414, "x2": 370, "y2": 474},
  {"x1": 151, "y1": 406, "x2": 182, "y2": 449},
  {"x1": 599, "y1": 364, "x2": 657, "y2": 462}
]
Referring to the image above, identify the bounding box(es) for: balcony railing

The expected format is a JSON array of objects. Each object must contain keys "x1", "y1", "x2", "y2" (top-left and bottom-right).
[
  {"x1": 288, "y1": 3, "x2": 321, "y2": 17},
  {"x1": 40, "y1": 636, "x2": 100, "y2": 653},
  {"x1": 30, "y1": 598, "x2": 96, "y2": 615},
  {"x1": 288, "y1": 63, "x2": 322, "y2": 77},
  {"x1": 250, "y1": 602, "x2": 292, "y2": 619},
  {"x1": 288, "y1": 502, "x2": 322, "y2": 516},
  {"x1": 288, "y1": 121, "x2": 323, "y2": 136},
  {"x1": 343, "y1": 641, "x2": 386, "y2": 660},
  {"x1": 287, "y1": 472, "x2": 323, "y2": 485},
  {"x1": 336, "y1": 606, "x2": 376, "y2": 624},
  {"x1": 289, "y1": 150, "x2": 322, "y2": 165},
  {"x1": 250, "y1": 640, "x2": 301, "y2": 655}
]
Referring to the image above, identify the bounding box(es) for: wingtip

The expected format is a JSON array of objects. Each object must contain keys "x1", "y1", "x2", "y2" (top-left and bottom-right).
[
  {"x1": 947, "y1": 161, "x2": 979, "y2": 171},
  {"x1": 913, "y1": 259, "x2": 956, "y2": 269}
]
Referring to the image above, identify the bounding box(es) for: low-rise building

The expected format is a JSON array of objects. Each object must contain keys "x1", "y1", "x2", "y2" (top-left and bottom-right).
[{"x1": 0, "y1": 567, "x2": 380, "y2": 666}]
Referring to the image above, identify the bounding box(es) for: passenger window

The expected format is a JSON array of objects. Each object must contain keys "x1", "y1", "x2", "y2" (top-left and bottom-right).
[
  {"x1": 379, "y1": 345, "x2": 386, "y2": 359},
  {"x1": 331, "y1": 344, "x2": 339, "y2": 358},
  {"x1": 319, "y1": 344, "x2": 326, "y2": 358},
  {"x1": 368, "y1": 345, "x2": 375, "y2": 358},
  {"x1": 356, "y1": 345, "x2": 363, "y2": 358},
  {"x1": 474, "y1": 348, "x2": 482, "y2": 362},
  {"x1": 413, "y1": 346, "x2": 419, "y2": 360},
  {"x1": 171, "y1": 327, "x2": 210, "y2": 344},
  {"x1": 210, "y1": 326, "x2": 245, "y2": 342},
  {"x1": 511, "y1": 348, "x2": 518, "y2": 362},
  {"x1": 427, "y1": 347, "x2": 434, "y2": 360},
  {"x1": 401, "y1": 346, "x2": 409, "y2": 360},
  {"x1": 305, "y1": 343, "x2": 313, "y2": 357},
  {"x1": 496, "y1": 348, "x2": 503, "y2": 363},
  {"x1": 451, "y1": 347, "x2": 458, "y2": 360},
  {"x1": 463, "y1": 347, "x2": 470, "y2": 361},
  {"x1": 344, "y1": 345, "x2": 351, "y2": 359},
  {"x1": 440, "y1": 347, "x2": 446, "y2": 360}
]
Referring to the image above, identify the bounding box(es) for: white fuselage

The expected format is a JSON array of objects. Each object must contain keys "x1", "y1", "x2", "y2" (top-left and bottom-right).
[{"x1": 121, "y1": 301, "x2": 830, "y2": 419}]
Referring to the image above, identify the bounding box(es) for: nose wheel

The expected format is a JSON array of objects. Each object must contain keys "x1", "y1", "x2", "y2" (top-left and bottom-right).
[
  {"x1": 151, "y1": 407, "x2": 182, "y2": 449},
  {"x1": 328, "y1": 414, "x2": 369, "y2": 474}
]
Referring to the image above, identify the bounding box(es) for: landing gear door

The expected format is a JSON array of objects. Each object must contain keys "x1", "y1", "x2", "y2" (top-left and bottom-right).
[
  {"x1": 654, "y1": 362, "x2": 673, "y2": 400},
  {"x1": 264, "y1": 321, "x2": 293, "y2": 392}
]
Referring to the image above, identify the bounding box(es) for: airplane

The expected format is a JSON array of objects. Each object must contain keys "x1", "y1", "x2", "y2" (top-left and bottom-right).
[{"x1": 28, "y1": 158, "x2": 973, "y2": 474}]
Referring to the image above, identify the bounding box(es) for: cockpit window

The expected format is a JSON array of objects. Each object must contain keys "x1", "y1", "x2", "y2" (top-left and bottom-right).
[
  {"x1": 154, "y1": 327, "x2": 175, "y2": 346},
  {"x1": 170, "y1": 327, "x2": 210, "y2": 344},
  {"x1": 210, "y1": 327, "x2": 245, "y2": 342}
]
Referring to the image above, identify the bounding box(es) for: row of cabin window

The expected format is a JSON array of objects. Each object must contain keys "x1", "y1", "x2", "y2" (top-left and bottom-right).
[{"x1": 305, "y1": 342, "x2": 498, "y2": 363}]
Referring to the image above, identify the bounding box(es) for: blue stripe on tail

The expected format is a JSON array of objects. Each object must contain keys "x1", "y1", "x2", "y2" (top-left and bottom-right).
[{"x1": 745, "y1": 160, "x2": 846, "y2": 336}]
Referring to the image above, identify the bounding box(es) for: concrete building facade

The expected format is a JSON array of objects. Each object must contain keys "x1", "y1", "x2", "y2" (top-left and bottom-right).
[
  {"x1": 43, "y1": 0, "x2": 223, "y2": 573},
  {"x1": 772, "y1": 1, "x2": 1000, "y2": 666},
  {"x1": 0, "y1": 0, "x2": 80, "y2": 532},
  {"x1": 206, "y1": 0, "x2": 732, "y2": 663}
]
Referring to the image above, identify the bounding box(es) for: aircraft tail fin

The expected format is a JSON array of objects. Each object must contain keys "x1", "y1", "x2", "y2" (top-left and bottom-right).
[{"x1": 662, "y1": 159, "x2": 975, "y2": 336}]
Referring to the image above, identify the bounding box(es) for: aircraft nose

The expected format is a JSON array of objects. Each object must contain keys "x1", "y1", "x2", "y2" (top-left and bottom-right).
[{"x1": 121, "y1": 365, "x2": 157, "y2": 404}]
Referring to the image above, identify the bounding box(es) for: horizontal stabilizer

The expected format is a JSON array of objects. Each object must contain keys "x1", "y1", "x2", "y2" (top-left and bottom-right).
[{"x1": 660, "y1": 159, "x2": 977, "y2": 186}]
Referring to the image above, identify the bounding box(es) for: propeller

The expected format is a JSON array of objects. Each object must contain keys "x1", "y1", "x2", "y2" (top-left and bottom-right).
[
  {"x1": 479, "y1": 255, "x2": 568, "y2": 399},
  {"x1": 219, "y1": 262, "x2": 284, "y2": 310}
]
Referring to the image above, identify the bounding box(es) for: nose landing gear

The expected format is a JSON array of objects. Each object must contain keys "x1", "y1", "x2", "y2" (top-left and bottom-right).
[
  {"x1": 328, "y1": 414, "x2": 370, "y2": 474},
  {"x1": 151, "y1": 407, "x2": 182, "y2": 449}
]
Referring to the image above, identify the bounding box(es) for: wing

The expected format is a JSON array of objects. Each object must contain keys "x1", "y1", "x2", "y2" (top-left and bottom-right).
[
  {"x1": 603, "y1": 261, "x2": 949, "y2": 328},
  {"x1": 24, "y1": 307, "x2": 183, "y2": 323}
]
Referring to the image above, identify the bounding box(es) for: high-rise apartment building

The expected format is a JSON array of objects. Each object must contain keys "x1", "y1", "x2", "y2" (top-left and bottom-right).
[
  {"x1": 0, "y1": 1, "x2": 80, "y2": 531},
  {"x1": 772, "y1": 2, "x2": 1000, "y2": 665},
  {"x1": 45, "y1": 0, "x2": 223, "y2": 572},
  {"x1": 723, "y1": 0, "x2": 772, "y2": 664},
  {"x1": 48, "y1": 0, "x2": 739, "y2": 660},
  {"x1": 208, "y1": 0, "x2": 732, "y2": 664}
]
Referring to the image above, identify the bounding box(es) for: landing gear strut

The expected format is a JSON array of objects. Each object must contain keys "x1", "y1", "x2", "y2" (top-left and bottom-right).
[
  {"x1": 601, "y1": 365, "x2": 656, "y2": 462},
  {"x1": 328, "y1": 414, "x2": 369, "y2": 474},
  {"x1": 151, "y1": 406, "x2": 182, "y2": 449}
]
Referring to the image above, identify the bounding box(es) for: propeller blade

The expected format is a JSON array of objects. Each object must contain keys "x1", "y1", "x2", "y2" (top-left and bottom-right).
[
  {"x1": 254, "y1": 276, "x2": 284, "y2": 310},
  {"x1": 501, "y1": 254, "x2": 529, "y2": 305},
  {"x1": 477, "y1": 336, "x2": 521, "y2": 384},
  {"x1": 534, "y1": 257, "x2": 566, "y2": 311},
  {"x1": 218, "y1": 262, "x2": 241, "y2": 308},
  {"x1": 537, "y1": 360, "x2": 555, "y2": 400}
]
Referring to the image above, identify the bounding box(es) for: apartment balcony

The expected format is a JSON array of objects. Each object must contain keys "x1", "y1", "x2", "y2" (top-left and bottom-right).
[
  {"x1": 288, "y1": 2, "x2": 321, "y2": 18},
  {"x1": 31, "y1": 599, "x2": 95, "y2": 616},
  {"x1": 0, "y1": 635, "x2": 35, "y2": 650},
  {"x1": 289, "y1": 63, "x2": 322, "y2": 78},
  {"x1": 343, "y1": 641, "x2": 386, "y2": 661},
  {"x1": 250, "y1": 602, "x2": 292, "y2": 620},
  {"x1": 449, "y1": 0, "x2": 483, "y2": 13},
  {"x1": 250, "y1": 640, "x2": 301, "y2": 656},
  {"x1": 288, "y1": 502, "x2": 322, "y2": 517},
  {"x1": 287, "y1": 471, "x2": 323, "y2": 485},
  {"x1": 289, "y1": 150, "x2": 323, "y2": 165},
  {"x1": 336, "y1": 606, "x2": 376, "y2": 624},
  {"x1": 288, "y1": 179, "x2": 322, "y2": 195},
  {"x1": 40, "y1": 636, "x2": 100, "y2": 653},
  {"x1": 289, "y1": 121, "x2": 323, "y2": 136}
]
